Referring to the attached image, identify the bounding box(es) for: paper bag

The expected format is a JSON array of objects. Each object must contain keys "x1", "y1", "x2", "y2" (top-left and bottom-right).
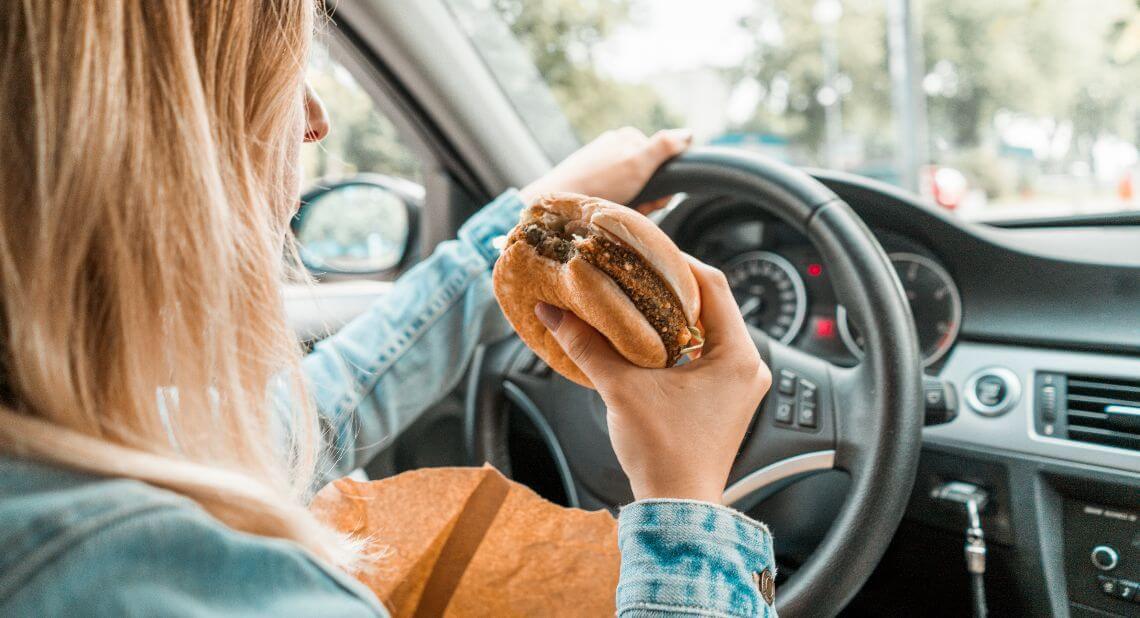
[{"x1": 310, "y1": 465, "x2": 620, "y2": 617}]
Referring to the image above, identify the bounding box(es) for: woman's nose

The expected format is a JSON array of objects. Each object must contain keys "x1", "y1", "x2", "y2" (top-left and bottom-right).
[{"x1": 303, "y1": 83, "x2": 330, "y2": 143}]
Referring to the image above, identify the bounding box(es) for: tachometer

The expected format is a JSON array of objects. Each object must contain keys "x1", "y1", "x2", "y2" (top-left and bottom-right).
[
  {"x1": 837, "y1": 252, "x2": 962, "y2": 367},
  {"x1": 724, "y1": 251, "x2": 807, "y2": 344}
]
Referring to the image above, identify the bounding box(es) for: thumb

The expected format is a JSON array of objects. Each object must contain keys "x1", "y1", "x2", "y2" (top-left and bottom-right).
[{"x1": 535, "y1": 303, "x2": 631, "y2": 387}]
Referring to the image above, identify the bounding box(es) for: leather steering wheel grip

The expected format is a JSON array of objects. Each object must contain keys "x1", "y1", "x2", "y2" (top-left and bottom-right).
[
  {"x1": 631, "y1": 146, "x2": 841, "y2": 229},
  {"x1": 635, "y1": 147, "x2": 924, "y2": 617}
]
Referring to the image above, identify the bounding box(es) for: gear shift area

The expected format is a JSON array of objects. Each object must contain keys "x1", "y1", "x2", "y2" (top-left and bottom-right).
[{"x1": 932, "y1": 481, "x2": 991, "y2": 617}]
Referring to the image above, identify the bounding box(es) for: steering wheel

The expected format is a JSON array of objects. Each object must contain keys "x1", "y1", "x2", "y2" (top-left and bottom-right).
[{"x1": 467, "y1": 148, "x2": 924, "y2": 617}]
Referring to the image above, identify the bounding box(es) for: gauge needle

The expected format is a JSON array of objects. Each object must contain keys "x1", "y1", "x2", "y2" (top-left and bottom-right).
[{"x1": 739, "y1": 297, "x2": 762, "y2": 318}]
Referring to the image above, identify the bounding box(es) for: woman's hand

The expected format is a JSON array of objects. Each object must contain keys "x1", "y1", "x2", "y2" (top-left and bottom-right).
[
  {"x1": 534, "y1": 257, "x2": 772, "y2": 504},
  {"x1": 520, "y1": 127, "x2": 693, "y2": 214}
]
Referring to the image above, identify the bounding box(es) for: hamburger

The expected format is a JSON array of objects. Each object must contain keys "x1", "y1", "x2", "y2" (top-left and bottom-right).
[{"x1": 492, "y1": 193, "x2": 704, "y2": 388}]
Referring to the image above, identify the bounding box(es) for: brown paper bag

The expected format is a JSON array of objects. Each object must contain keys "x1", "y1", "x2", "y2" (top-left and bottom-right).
[{"x1": 310, "y1": 465, "x2": 620, "y2": 617}]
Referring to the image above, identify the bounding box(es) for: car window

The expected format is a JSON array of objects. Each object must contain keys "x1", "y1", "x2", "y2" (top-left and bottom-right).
[
  {"x1": 302, "y1": 42, "x2": 423, "y2": 188},
  {"x1": 294, "y1": 41, "x2": 425, "y2": 282},
  {"x1": 449, "y1": 0, "x2": 1140, "y2": 223}
]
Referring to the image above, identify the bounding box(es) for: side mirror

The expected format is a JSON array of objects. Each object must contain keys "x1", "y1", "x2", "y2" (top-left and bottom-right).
[{"x1": 293, "y1": 175, "x2": 421, "y2": 276}]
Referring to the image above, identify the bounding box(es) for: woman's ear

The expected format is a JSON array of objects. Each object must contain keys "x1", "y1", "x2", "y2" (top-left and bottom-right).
[{"x1": 303, "y1": 83, "x2": 330, "y2": 143}]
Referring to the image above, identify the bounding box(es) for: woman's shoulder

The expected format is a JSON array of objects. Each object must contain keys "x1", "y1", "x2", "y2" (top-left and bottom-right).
[
  {"x1": 0, "y1": 457, "x2": 194, "y2": 585},
  {"x1": 0, "y1": 457, "x2": 384, "y2": 616}
]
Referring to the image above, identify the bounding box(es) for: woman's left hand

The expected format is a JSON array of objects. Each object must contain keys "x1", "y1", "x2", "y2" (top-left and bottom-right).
[{"x1": 519, "y1": 127, "x2": 693, "y2": 215}]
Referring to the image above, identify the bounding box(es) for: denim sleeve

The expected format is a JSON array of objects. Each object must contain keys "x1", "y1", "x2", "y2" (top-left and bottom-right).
[
  {"x1": 301, "y1": 190, "x2": 524, "y2": 481},
  {"x1": 0, "y1": 503, "x2": 386, "y2": 617},
  {"x1": 618, "y1": 499, "x2": 778, "y2": 617}
]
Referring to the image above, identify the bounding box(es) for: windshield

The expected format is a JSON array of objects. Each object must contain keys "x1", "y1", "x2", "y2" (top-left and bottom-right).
[{"x1": 448, "y1": 0, "x2": 1140, "y2": 222}]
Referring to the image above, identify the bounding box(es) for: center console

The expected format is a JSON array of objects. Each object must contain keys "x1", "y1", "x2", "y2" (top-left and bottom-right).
[
  {"x1": 921, "y1": 342, "x2": 1140, "y2": 616},
  {"x1": 1063, "y1": 499, "x2": 1140, "y2": 614}
]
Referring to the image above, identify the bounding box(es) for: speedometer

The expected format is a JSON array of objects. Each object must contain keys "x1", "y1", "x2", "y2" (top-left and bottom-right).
[
  {"x1": 724, "y1": 251, "x2": 807, "y2": 344},
  {"x1": 837, "y1": 252, "x2": 962, "y2": 367}
]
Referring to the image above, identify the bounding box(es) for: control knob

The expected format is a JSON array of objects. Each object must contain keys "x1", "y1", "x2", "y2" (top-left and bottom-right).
[{"x1": 1091, "y1": 545, "x2": 1119, "y2": 571}]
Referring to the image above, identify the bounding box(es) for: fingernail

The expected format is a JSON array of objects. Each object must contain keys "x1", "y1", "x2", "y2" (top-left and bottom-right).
[
  {"x1": 670, "y1": 128, "x2": 694, "y2": 144},
  {"x1": 535, "y1": 302, "x2": 564, "y2": 331}
]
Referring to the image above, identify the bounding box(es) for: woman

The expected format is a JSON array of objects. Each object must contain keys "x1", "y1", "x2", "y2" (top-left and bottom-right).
[{"x1": 0, "y1": 2, "x2": 774, "y2": 616}]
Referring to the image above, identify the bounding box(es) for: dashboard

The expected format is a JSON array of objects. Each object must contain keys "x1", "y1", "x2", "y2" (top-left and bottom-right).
[{"x1": 687, "y1": 216, "x2": 961, "y2": 369}]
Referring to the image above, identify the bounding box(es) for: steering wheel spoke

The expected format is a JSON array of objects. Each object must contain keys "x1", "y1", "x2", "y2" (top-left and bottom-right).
[
  {"x1": 489, "y1": 343, "x2": 634, "y2": 506},
  {"x1": 725, "y1": 327, "x2": 842, "y2": 510}
]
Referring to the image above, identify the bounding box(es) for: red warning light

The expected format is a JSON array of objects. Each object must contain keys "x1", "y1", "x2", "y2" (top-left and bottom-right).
[
  {"x1": 815, "y1": 317, "x2": 836, "y2": 338},
  {"x1": 807, "y1": 263, "x2": 823, "y2": 277}
]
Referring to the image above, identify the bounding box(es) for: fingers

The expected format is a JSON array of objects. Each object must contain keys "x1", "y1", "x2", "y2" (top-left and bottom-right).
[
  {"x1": 684, "y1": 256, "x2": 770, "y2": 388},
  {"x1": 630, "y1": 129, "x2": 691, "y2": 213},
  {"x1": 607, "y1": 126, "x2": 690, "y2": 162},
  {"x1": 520, "y1": 125, "x2": 693, "y2": 216},
  {"x1": 535, "y1": 303, "x2": 633, "y2": 387},
  {"x1": 683, "y1": 255, "x2": 753, "y2": 355},
  {"x1": 649, "y1": 128, "x2": 693, "y2": 160},
  {"x1": 614, "y1": 126, "x2": 646, "y2": 141}
]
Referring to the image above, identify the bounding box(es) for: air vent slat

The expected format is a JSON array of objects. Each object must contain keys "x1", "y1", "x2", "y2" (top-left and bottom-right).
[
  {"x1": 1067, "y1": 426, "x2": 1140, "y2": 451},
  {"x1": 1067, "y1": 379, "x2": 1140, "y2": 402},
  {"x1": 1058, "y1": 373, "x2": 1140, "y2": 453},
  {"x1": 1067, "y1": 393, "x2": 1135, "y2": 408},
  {"x1": 1068, "y1": 377, "x2": 1140, "y2": 395},
  {"x1": 1065, "y1": 409, "x2": 1108, "y2": 427}
]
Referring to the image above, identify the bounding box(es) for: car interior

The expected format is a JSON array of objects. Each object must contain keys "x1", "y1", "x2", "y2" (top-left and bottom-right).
[{"x1": 289, "y1": 2, "x2": 1140, "y2": 616}]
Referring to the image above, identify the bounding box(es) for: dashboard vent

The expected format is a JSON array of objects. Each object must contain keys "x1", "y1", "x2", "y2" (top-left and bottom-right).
[{"x1": 1062, "y1": 374, "x2": 1140, "y2": 451}]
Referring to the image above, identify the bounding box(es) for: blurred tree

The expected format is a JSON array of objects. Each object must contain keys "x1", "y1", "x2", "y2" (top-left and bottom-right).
[
  {"x1": 488, "y1": 0, "x2": 679, "y2": 141},
  {"x1": 922, "y1": 0, "x2": 1139, "y2": 173},
  {"x1": 727, "y1": 0, "x2": 894, "y2": 166},
  {"x1": 722, "y1": 0, "x2": 1139, "y2": 186}
]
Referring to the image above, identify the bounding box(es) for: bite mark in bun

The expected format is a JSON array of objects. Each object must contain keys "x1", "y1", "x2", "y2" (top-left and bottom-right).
[{"x1": 493, "y1": 193, "x2": 703, "y2": 387}]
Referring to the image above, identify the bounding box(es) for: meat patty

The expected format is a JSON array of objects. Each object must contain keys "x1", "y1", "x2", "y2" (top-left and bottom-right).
[{"x1": 511, "y1": 222, "x2": 691, "y2": 366}]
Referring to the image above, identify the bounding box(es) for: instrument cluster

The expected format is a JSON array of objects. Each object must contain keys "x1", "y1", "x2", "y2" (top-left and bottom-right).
[{"x1": 689, "y1": 217, "x2": 962, "y2": 368}]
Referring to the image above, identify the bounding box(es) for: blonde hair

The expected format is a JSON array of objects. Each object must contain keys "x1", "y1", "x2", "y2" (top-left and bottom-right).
[{"x1": 0, "y1": 1, "x2": 351, "y2": 565}]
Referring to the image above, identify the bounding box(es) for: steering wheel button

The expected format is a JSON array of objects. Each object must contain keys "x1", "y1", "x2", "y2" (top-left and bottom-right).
[
  {"x1": 798, "y1": 403, "x2": 818, "y2": 428},
  {"x1": 778, "y1": 370, "x2": 797, "y2": 396},
  {"x1": 778, "y1": 371, "x2": 797, "y2": 396},
  {"x1": 774, "y1": 398, "x2": 794, "y2": 424},
  {"x1": 799, "y1": 379, "x2": 817, "y2": 403}
]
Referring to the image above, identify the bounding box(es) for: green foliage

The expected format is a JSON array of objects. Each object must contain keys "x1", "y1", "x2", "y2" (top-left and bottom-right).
[
  {"x1": 922, "y1": 0, "x2": 1139, "y2": 153},
  {"x1": 489, "y1": 0, "x2": 680, "y2": 141},
  {"x1": 729, "y1": 0, "x2": 894, "y2": 161}
]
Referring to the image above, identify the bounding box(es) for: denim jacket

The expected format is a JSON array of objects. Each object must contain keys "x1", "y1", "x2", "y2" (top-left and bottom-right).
[{"x1": 0, "y1": 191, "x2": 775, "y2": 617}]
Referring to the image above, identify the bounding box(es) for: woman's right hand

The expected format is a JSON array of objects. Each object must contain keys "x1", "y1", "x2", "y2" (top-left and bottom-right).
[{"x1": 533, "y1": 257, "x2": 772, "y2": 504}]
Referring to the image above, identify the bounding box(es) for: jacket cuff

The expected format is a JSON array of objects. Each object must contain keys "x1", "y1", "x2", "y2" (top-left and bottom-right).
[
  {"x1": 457, "y1": 189, "x2": 526, "y2": 265},
  {"x1": 617, "y1": 499, "x2": 777, "y2": 618}
]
